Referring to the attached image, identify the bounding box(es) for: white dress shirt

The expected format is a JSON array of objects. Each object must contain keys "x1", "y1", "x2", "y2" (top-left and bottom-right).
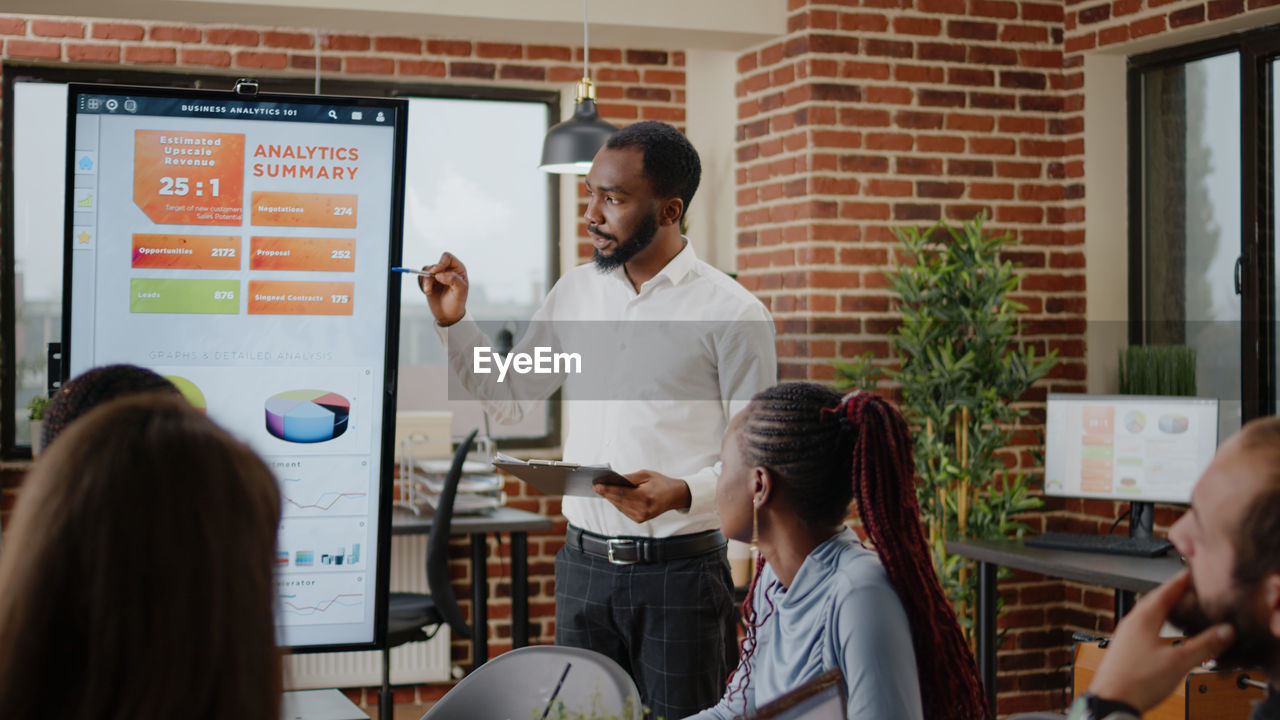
[{"x1": 436, "y1": 241, "x2": 776, "y2": 538}]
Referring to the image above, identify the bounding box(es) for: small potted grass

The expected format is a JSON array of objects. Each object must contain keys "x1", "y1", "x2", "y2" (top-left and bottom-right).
[{"x1": 1118, "y1": 345, "x2": 1197, "y2": 396}]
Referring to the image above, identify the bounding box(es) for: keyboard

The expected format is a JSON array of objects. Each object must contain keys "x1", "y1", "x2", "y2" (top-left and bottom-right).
[{"x1": 1023, "y1": 532, "x2": 1173, "y2": 557}]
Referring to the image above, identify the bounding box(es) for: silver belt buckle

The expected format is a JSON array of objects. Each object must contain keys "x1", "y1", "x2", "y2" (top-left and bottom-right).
[{"x1": 606, "y1": 538, "x2": 639, "y2": 565}]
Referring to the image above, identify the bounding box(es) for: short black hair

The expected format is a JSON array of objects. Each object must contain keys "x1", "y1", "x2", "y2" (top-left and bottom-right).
[
  {"x1": 43, "y1": 364, "x2": 180, "y2": 447},
  {"x1": 605, "y1": 121, "x2": 701, "y2": 221}
]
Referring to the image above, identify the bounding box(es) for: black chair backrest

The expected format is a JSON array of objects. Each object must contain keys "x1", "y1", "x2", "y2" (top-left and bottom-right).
[{"x1": 425, "y1": 428, "x2": 478, "y2": 640}]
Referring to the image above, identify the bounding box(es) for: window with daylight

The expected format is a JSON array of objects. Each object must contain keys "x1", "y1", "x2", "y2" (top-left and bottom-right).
[{"x1": 1129, "y1": 27, "x2": 1280, "y2": 433}]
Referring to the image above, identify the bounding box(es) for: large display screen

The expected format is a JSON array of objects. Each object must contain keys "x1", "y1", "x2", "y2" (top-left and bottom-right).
[
  {"x1": 62, "y1": 84, "x2": 407, "y2": 651},
  {"x1": 1044, "y1": 393, "x2": 1219, "y2": 505}
]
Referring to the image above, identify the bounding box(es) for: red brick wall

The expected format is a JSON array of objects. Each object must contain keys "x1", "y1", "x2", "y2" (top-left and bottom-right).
[
  {"x1": 732, "y1": 0, "x2": 1270, "y2": 715},
  {"x1": 734, "y1": 0, "x2": 1077, "y2": 385},
  {"x1": 0, "y1": 10, "x2": 684, "y2": 706},
  {"x1": 1040, "y1": 0, "x2": 1277, "y2": 713},
  {"x1": 734, "y1": 6, "x2": 1082, "y2": 710}
]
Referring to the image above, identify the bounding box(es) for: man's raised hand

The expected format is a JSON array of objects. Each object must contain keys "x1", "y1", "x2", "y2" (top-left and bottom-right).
[{"x1": 419, "y1": 252, "x2": 469, "y2": 327}]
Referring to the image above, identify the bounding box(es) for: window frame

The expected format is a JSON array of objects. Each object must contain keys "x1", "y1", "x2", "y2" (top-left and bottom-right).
[
  {"x1": 1, "y1": 62, "x2": 562, "y2": 458},
  {"x1": 1127, "y1": 27, "x2": 1280, "y2": 422}
]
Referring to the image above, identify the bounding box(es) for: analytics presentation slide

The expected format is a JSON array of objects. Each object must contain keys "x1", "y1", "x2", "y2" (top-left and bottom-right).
[
  {"x1": 64, "y1": 87, "x2": 405, "y2": 649},
  {"x1": 1044, "y1": 395, "x2": 1219, "y2": 504}
]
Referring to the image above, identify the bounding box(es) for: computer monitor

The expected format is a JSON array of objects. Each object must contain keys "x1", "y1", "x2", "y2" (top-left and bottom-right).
[{"x1": 1044, "y1": 394, "x2": 1219, "y2": 535}]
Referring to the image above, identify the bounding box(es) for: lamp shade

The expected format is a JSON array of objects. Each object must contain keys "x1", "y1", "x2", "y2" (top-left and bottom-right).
[{"x1": 539, "y1": 98, "x2": 617, "y2": 174}]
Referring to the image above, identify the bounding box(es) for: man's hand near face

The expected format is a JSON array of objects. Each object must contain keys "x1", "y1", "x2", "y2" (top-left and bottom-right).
[
  {"x1": 592, "y1": 470, "x2": 692, "y2": 524},
  {"x1": 1088, "y1": 570, "x2": 1236, "y2": 713}
]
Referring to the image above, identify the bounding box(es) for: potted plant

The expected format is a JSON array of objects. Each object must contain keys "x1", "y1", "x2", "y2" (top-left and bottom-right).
[
  {"x1": 834, "y1": 213, "x2": 1056, "y2": 641},
  {"x1": 1118, "y1": 345, "x2": 1196, "y2": 396},
  {"x1": 27, "y1": 394, "x2": 49, "y2": 457}
]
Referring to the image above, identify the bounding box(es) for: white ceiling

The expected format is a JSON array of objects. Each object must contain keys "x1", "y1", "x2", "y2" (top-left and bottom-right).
[{"x1": 11, "y1": 0, "x2": 786, "y2": 51}]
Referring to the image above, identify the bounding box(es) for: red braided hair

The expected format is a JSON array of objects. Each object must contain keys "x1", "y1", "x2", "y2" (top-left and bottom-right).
[
  {"x1": 840, "y1": 391, "x2": 989, "y2": 720},
  {"x1": 724, "y1": 382, "x2": 989, "y2": 720},
  {"x1": 724, "y1": 554, "x2": 773, "y2": 708}
]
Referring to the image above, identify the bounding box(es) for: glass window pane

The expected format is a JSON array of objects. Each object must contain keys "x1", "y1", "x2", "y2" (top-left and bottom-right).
[
  {"x1": 398, "y1": 97, "x2": 552, "y2": 441},
  {"x1": 12, "y1": 81, "x2": 68, "y2": 449},
  {"x1": 1141, "y1": 52, "x2": 1242, "y2": 437}
]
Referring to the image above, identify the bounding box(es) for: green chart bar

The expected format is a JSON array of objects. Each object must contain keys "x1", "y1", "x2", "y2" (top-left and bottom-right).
[{"x1": 130, "y1": 278, "x2": 239, "y2": 314}]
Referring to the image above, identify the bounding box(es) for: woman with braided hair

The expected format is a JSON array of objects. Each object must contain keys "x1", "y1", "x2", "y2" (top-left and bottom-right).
[{"x1": 688, "y1": 382, "x2": 989, "y2": 720}]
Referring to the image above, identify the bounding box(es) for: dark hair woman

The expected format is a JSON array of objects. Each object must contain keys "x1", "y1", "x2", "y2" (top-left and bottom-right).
[
  {"x1": 688, "y1": 382, "x2": 989, "y2": 720},
  {"x1": 0, "y1": 394, "x2": 282, "y2": 720},
  {"x1": 41, "y1": 363, "x2": 180, "y2": 447}
]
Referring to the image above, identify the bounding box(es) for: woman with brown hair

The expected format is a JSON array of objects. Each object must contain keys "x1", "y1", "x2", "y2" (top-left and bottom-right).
[
  {"x1": 690, "y1": 382, "x2": 989, "y2": 720},
  {"x1": 0, "y1": 394, "x2": 282, "y2": 720}
]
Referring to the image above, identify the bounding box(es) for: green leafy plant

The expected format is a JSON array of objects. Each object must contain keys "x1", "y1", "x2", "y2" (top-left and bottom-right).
[
  {"x1": 26, "y1": 394, "x2": 49, "y2": 421},
  {"x1": 834, "y1": 213, "x2": 1056, "y2": 640},
  {"x1": 1118, "y1": 345, "x2": 1196, "y2": 395}
]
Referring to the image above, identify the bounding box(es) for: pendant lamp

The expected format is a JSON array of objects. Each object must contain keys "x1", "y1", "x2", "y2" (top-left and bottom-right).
[{"x1": 539, "y1": 0, "x2": 617, "y2": 174}]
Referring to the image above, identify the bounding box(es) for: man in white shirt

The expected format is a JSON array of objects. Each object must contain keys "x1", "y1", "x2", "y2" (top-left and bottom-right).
[{"x1": 418, "y1": 121, "x2": 776, "y2": 718}]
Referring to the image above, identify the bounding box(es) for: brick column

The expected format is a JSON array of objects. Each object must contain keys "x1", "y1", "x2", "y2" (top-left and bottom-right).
[{"x1": 733, "y1": 1, "x2": 1086, "y2": 714}]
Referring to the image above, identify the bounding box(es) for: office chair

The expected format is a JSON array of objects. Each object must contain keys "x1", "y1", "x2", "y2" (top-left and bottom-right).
[
  {"x1": 379, "y1": 429, "x2": 479, "y2": 720},
  {"x1": 419, "y1": 645, "x2": 642, "y2": 720}
]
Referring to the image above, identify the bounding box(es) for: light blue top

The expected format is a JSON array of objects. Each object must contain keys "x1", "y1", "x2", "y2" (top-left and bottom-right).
[{"x1": 687, "y1": 528, "x2": 923, "y2": 720}]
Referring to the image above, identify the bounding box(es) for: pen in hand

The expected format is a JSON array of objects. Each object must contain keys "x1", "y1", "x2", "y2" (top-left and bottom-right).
[{"x1": 391, "y1": 267, "x2": 435, "y2": 278}]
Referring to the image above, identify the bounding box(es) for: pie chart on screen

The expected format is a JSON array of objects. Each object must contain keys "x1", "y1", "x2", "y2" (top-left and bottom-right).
[
  {"x1": 265, "y1": 389, "x2": 350, "y2": 443},
  {"x1": 165, "y1": 375, "x2": 207, "y2": 413}
]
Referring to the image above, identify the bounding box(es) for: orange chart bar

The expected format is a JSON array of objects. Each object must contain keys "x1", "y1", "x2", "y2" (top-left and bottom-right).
[
  {"x1": 251, "y1": 192, "x2": 357, "y2": 229},
  {"x1": 132, "y1": 234, "x2": 241, "y2": 270},
  {"x1": 250, "y1": 236, "x2": 355, "y2": 272},
  {"x1": 248, "y1": 280, "x2": 354, "y2": 316}
]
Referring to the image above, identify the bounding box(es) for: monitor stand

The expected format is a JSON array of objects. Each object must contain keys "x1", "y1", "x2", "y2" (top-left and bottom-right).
[
  {"x1": 1113, "y1": 501, "x2": 1156, "y2": 618},
  {"x1": 1129, "y1": 501, "x2": 1154, "y2": 539}
]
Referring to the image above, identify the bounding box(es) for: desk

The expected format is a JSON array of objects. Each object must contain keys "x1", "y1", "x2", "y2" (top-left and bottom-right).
[
  {"x1": 947, "y1": 539, "x2": 1183, "y2": 712},
  {"x1": 392, "y1": 506, "x2": 553, "y2": 668},
  {"x1": 281, "y1": 689, "x2": 368, "y2": 720}
]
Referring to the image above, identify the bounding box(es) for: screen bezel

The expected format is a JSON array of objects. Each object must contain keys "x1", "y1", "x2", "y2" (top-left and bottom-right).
[{"x1": 62, "y1": 82, "x2": 407, "y2": 654}]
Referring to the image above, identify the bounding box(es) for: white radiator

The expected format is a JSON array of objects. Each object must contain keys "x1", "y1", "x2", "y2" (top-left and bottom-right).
[{"x1": 284, "y1": 534, "x2": 453, "y2": 689}]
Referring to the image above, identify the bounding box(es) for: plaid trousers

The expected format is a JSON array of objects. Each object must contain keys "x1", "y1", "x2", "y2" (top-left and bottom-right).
[{"x1": 555, "y1": 536, "x2": 738, "y2": 720}]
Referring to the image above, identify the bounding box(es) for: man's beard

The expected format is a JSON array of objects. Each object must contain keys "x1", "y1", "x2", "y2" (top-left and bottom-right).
[
  {"x1": 1169, "y1": 578, "x2": 1278, "y2": 670},
  {"x1": 591, "y1": 212, "x2": 659, "y2": 272}
]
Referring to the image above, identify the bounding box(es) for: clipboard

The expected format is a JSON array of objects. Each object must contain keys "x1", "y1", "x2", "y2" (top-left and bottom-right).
[
  {"x1": 747, "y1": 668, "x2": 845, "y2": 719},
  {"x1": 493, "y1": 453, "x2": 637, "y2": 497}
]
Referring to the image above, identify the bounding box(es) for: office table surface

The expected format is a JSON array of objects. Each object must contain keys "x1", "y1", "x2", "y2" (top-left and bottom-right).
[
  {"x1": 390, "y1": 505, "x2": 554, "y2": 535},
  {"x1": 946, "y1": 539, "x2": 1183, "y2": 593},
  {"x1": 948, "y1": 538, "x2": 1185, "y2": 713},
  {"x1": 281, "y1": 689, "x2": 367, "y2": 720}
]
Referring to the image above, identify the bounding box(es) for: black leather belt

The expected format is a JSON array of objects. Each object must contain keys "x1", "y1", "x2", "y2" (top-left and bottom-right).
[{"x1": 566, "y1": 525, "x2": 726, "y2": 565}]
